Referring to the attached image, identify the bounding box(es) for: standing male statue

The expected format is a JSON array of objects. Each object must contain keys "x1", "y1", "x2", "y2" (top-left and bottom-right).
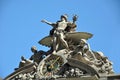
[
  {"x1": 41, "y1": 15, "x2": 69, "y2": 54},
  {"x1": 41, "y1": 14, "x2": 77, "y2": 54}
]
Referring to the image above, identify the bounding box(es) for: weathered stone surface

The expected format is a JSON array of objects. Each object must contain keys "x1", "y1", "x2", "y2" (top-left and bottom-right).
[
  {"x1": 4, "y1": 14, "x2": 118, "y2": 80},
  {"x1": 56, "y1": 75, "x2": 98, "y2": 80}
]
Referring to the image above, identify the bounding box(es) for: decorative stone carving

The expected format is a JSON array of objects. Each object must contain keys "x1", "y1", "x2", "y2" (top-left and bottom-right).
[{"x1": 5, "y1": 14, "x2": 119, "y2": 80}]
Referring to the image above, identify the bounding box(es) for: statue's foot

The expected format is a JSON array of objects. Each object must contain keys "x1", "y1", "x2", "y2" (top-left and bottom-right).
[{"x1": 52, "y1": 51, "x2": 56, "y2": 54}]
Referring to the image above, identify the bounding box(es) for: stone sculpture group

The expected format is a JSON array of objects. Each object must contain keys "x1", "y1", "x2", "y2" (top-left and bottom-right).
[{"x1": 5, "y1": 14, "x2": 115, "y2": 80}]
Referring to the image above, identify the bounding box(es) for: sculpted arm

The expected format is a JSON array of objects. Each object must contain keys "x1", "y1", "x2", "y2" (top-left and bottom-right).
[
  {"x1": 41, "y1": 19, "x2": 56, "y2": 27},
  {"x1": 66, "y1": 15, "x2": 78, "y2": 28},
  {"x1": 72, "y1": 15, "x2": 78, "y2": 24}
]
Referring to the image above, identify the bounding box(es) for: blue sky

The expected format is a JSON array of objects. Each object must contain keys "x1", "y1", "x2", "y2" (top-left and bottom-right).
[{"x1": 0, "y1": 0, "x2": 120, "y2": 78}]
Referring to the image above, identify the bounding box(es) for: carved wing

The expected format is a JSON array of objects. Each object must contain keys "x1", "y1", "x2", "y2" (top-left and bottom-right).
[
  {"x1": 65, "y1": 32, "x2": 93, "y2": 42},
  {"x1": 38, "y1": 36, "x2": 53, "y2": 47},
  {"x1": 38, "y1": 32, "x2": 93, "y2": 47}
]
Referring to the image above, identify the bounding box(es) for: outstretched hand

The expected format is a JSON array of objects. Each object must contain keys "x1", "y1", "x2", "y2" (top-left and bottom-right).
[
  {"x1": 41, "y1": 19, "x2": 47, "y2": 23},
  {"x1": 21, "y1": 56, "x2": 25, "y2": 61},
  {"x1": 73, "y1": 15, "x2": 78, "y2": 22}
]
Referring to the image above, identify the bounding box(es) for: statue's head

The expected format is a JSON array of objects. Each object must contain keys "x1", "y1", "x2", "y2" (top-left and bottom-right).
[
  {"x1": 96, "y1": 51, "x2": 108, "y2": 59},
  {"x1": 96, "y1": 51, "x2": 104, "y2": 57},
  {"x1": 79, "y1": 39, "x2": 87, "y2": 46},
  {"x1": 80, "y1": 39, "x2": 87, "y2": 44},
  {"x1": 31, "y1": 46, "x2": 37, "y2": 53},
  {"x1": 61, "y1": 14, "x2": 68, "y2": 21}
]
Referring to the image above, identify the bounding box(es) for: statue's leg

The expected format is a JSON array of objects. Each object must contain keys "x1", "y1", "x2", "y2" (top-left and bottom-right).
[
  {"x1": 56, "y1": 37, "x2": 59, "y2": 51},
  {"x1": 53, "y1": 36, "x2": 57, "y2": 54},
  {"x1": 59, "y1": 32, "x2": 69, "y2": 49}
]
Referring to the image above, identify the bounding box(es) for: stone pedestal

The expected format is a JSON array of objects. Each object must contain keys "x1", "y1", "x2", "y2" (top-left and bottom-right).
[{"x1": 56, "y1": 74, "x2": 120, "y2": 80}]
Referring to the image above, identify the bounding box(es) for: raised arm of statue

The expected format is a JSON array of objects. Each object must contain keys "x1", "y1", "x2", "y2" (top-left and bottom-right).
[
  {"x1": 41, "y1": 19, "x2": 56, "y2": 27},
  {"x1": 65, "y1": 15, "x2": 78, "y2": 32},
  {"x1": 72, "y1": 15, "x2": 78, "y2": 23}
]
